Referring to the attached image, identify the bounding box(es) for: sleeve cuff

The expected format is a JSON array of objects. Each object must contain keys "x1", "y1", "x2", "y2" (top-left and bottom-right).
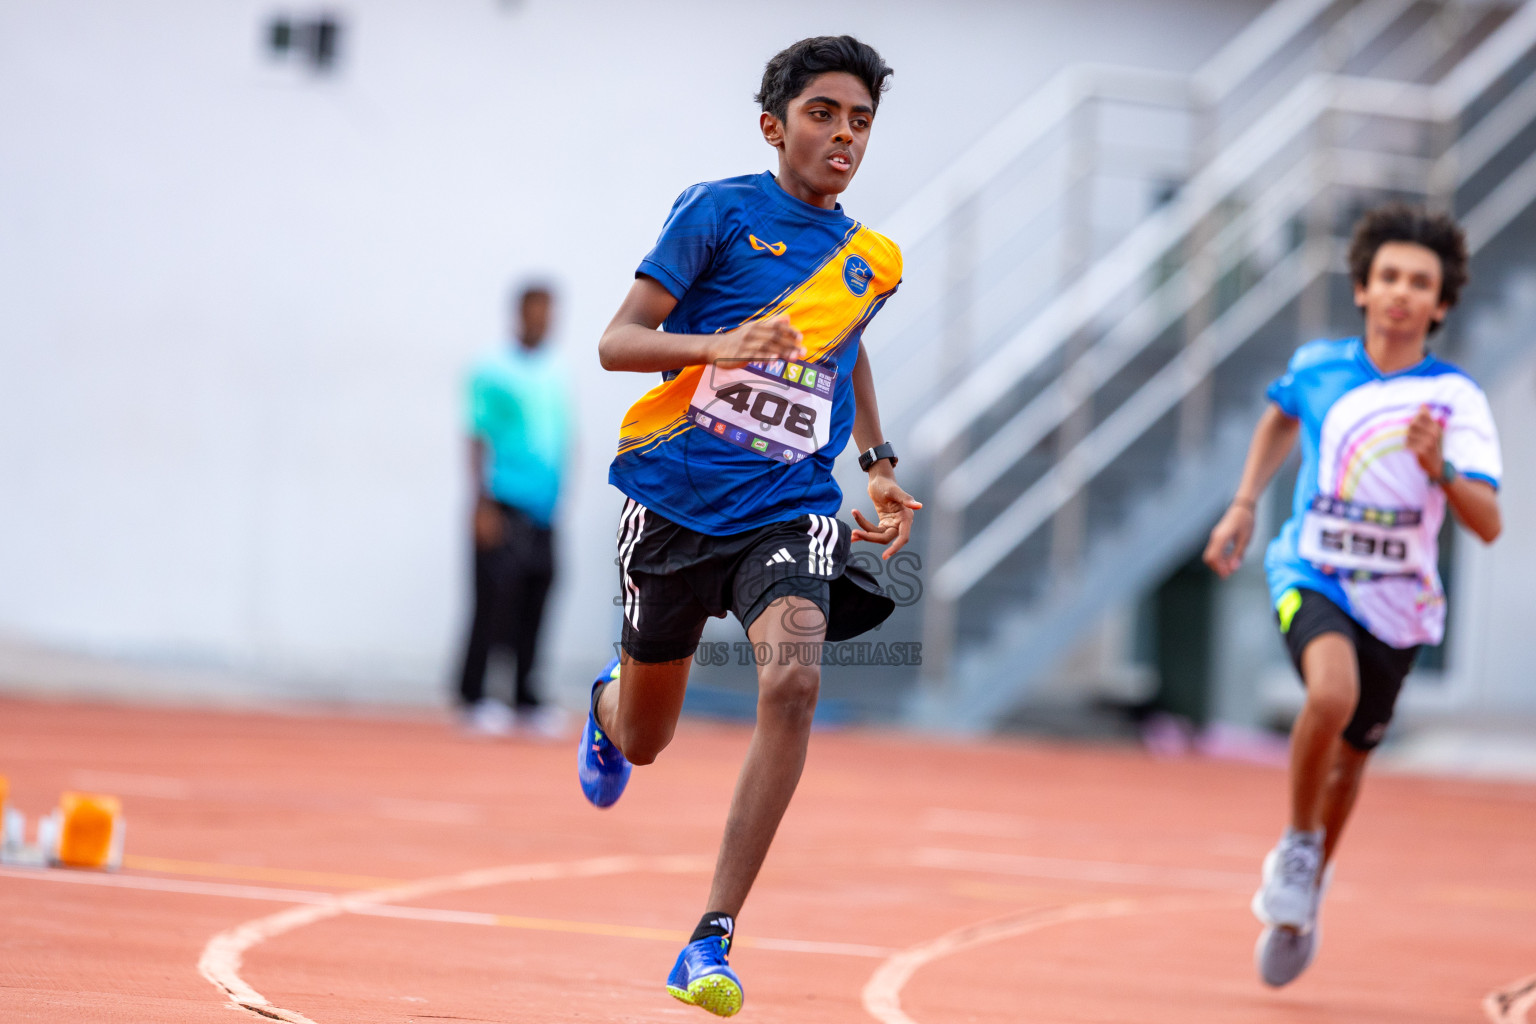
[
  {"x1": 1264, "y1": 383, "x2": 1296, "y2": 417},
  {"x1": 1462, "y1": 470, "x2": 1500, "y2": 490},
  {"x1": 636, "y1": 260, "x2": 689, "y2": 300}
]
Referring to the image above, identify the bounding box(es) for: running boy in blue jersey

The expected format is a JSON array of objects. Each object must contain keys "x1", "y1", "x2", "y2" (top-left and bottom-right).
[
  {"x1": 578, "y1": 36, "x2": 919, "y2": 1016},
  {"x1": 1204, "y1": 204, "x2": 1503, "y2": 988}
]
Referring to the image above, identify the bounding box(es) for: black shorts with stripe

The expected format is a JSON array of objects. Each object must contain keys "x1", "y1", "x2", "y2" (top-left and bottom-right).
[
  {"x1": 1277, "y1": 587, "x2": 1420, "y2": 751},
  {"x1": 615, "y1": 497, "x2": 896, "y2": 664}
]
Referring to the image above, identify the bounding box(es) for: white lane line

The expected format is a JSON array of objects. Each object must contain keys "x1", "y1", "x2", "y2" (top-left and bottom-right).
[
  {"x1": 749, "y1": 937, "x2": 894, "y2": 958},
  {"x1": 911, "y1": 847, "x2": 1255, "y2": 891},
  {"x1": 0, "y1": 865, "x2": 339, "y2": 905},
  {"x1": 1486, "y1": 974, "x2": 1536, "y2": 1023},
  {"x1": 71, "y1": 770, "x2": 193, "y2": 799},
  {"x1": 198, "y1": 854, "x2": 712, "y2": 1023},
  {"x1": 862, "y1": 894, "x2": 1230, "y2": 1024},
  {"x1": 0, "y1": 862, "x2": 891, "y2": 958},
  {"x1": 369, "y1": 797, "x2": 482, "y2": 825}
]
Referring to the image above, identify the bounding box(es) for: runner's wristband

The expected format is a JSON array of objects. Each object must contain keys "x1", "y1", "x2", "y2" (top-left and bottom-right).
[
  {"x1": 1438, "y1": 460, "x2": 1458, "y2": 486},
  {"x1": 859, "y1": 442, "x2": 898, "y2": 472}
]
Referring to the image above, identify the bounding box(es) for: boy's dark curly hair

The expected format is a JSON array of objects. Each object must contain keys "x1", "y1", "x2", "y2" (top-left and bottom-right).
[
  {"x1": 1348, "y1": 203, "x2": 1469, "y2": 332},
  {"x1": 755, "y1": 36, "x2": 892, "y2": 122}
]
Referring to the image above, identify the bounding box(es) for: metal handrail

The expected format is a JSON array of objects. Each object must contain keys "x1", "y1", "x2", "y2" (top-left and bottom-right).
[
  {"x1": 912, "y1": 74, "x2": 1336, "y2": 453},
  {"x1": 870, "y1": 64, "x2": 1188, "y2": 261},
  {"x1": 938, "y1": 153, "x2": 1326, "y2": 508},
  {"x1": 933, "y1": 135, "x2": 1536, "y2": 601},
  {"x1": 866, "y1": 0, "x2": 1350, "y2": 365},
  {"x1": 934, "y1": 243, "x2": 1324, "y2": 599},
  {"x1": 909, "y1": 1, "x2": 1536, "y2": 455},
  {"x1": 927, "y1": 2, "x2": 1536, "y2": 601}
]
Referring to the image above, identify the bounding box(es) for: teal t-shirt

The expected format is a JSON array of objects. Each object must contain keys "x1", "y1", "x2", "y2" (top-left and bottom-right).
[{"x1": 467, "y1": 344, "x2": 571, "y2": 527}]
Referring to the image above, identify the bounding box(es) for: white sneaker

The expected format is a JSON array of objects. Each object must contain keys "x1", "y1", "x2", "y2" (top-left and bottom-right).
[
  {"x1": 461, "y1": 700, "x2": 516, "y2": 737},
  {"x1": 1256, "y1": 862, "x2": 1333, "y2": 987},
  {"x1": 514, "y1": 704, "x2": 570, "y2": 742},
  {"x1": 1251, "y1": 829, "x2": 1323, "y2": 929}
]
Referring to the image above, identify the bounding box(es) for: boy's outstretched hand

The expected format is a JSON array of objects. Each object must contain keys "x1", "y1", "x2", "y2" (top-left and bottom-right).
[
  {"x1": 852, "y1": 472, "x2": 922, "y2": 559},
  {"x1": 710, "y1": 314, "x2": 806, "y2": 369},
  {"x1": 1203, "y1": 504, "x2": 1255, "y2": 579}
]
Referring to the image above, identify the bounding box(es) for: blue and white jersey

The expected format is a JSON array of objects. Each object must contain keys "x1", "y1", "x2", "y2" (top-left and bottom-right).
[{"x1": 1264, "y1": 337, "x2": 1502, "y2": 648}]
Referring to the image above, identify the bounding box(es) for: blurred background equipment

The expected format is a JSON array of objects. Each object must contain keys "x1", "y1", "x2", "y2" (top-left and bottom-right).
[
  {"x1": 0, "y1": 785, "x2": 124, "y2": 871},
  {"x1": 265, "y1": 11, "x2": 345, "y2": 73}
]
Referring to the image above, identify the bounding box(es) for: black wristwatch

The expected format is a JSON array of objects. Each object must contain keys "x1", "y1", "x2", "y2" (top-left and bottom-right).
[{"x1": 858, "y1": 442, "x2": 898, "y2": 472}]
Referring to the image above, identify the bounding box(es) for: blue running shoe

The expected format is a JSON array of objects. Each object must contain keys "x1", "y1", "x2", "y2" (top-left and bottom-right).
[
  {"x1": 578, "y1": 658, "x2": 630, "y2": 808},
  {"x1": 666, "y1": 935, "x2": 743, "y2": 1017}
]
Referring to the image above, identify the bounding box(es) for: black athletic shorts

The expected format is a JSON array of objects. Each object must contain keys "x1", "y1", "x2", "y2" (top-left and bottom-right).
[
  {"x1": 1276, "y1": 587, "x2": 1420, "y2": 751},
  {"x1": 615, "y1": 497, "x2": 896, "y2": 664}
]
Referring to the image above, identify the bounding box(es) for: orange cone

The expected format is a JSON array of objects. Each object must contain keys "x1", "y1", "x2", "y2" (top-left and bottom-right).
[{"x1": 54, "y1": 792, "x2": 123, "y2": 870}]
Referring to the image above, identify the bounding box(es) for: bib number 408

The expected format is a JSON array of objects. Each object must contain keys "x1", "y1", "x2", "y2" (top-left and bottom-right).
[{"x1": 715, "y1": 383, "x2": 816, "y2": 438}]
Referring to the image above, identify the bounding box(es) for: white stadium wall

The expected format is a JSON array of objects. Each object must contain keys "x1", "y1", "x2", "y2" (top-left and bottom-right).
[{"x1": 2, "y1": 0, "x2": 1273, "y2": 704}]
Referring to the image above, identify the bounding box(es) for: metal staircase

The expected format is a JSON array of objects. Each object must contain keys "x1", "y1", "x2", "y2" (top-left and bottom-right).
[{"x1": 863, "y1": 0, "x2": 1536, "y2": 731}]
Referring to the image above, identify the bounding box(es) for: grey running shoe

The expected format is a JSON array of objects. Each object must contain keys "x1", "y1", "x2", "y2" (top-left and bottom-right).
[
  {"x1": 1251, "y1": 830, "x2": 1322, "y2": 928},
  {"x1": 1255, "y1": 863, "x2": 1333, "y2": 987},
  {"x1": 1255, "y1": 925, "x2": 1314, "y2": 986}
]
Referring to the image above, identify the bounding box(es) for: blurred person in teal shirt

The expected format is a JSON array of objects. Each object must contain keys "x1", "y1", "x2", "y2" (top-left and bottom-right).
[{"x1": 458, "y1": 283, "x2": 573, "y2": 738}]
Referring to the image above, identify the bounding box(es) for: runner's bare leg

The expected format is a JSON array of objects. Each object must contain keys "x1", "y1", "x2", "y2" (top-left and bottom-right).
[
  {"x1": 1289, "y1": 633, "x2": 1359, "y2": 833},
  {"x1": 704, "y1": 595, "x2": 825, "y2": 916},
  {"x1": 600, "y1": 656, "x2": 692, "y2": 765}
]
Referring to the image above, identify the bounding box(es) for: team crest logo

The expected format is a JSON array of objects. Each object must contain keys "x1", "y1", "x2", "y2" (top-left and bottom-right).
[
  {"x1": 842, "y1": 255, "x2": 873, "y2": 296},
  {"x1": 749, "y1": 234, "x2": 787, "y2": 256}
]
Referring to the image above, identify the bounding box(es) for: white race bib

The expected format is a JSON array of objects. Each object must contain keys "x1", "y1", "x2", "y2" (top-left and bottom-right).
[
  {"x1": 1296, "y1": 496, "x2": 1424, "y2": 577},
  {"x1": 688, "y1": 358, "x2": 836, "y2": 464}
]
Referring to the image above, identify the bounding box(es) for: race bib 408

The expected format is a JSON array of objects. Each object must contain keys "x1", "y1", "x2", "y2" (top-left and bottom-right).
[{"x1": 688, "y1": 358, "x2": 836, "y2": 464}]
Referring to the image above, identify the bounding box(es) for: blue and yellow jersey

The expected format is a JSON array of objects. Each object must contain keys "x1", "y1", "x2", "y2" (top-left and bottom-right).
[{"x1": 609, "y1": 171, "x2": 902, "y2": 535}]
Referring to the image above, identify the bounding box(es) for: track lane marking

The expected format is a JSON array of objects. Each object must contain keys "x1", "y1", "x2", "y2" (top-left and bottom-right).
[
  {"x1": 911, "y1": 846, "x2": 1254, "y2": 891},
  {"x1": 862, "y1": 895, "x2": 1231, "y2": 1024},
  {"x1": 197, "y1": 855, "x2": 712, "y2": 1022},
  {"x1": 0, "y1": 864, "x2": 894, "y2": 958},
  {"x1": 122, "y1": 854, "x2": 405, "y2": 889},
  {"x1": 0, "y1": 864, "x2": 345, "y2": 905},
  {"x1": 189, "y1": 852, "x2": 898, "y2": 1022},
  {"x1": 1487, "y1": 974, "x2": 1536, "y2": 1024}
]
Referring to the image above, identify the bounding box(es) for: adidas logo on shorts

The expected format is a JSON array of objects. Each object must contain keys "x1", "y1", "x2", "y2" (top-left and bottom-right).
[{"x1": 765, "y1": 547, "x2": 794, "y2": 566}]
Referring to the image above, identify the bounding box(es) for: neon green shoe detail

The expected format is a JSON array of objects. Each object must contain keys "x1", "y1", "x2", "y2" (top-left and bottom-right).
[
  {"x1": 667, "y1": 936, "x2": 743, "y2": 1017},
  {"x1": 667, "y1": 973, "x2": 743, "y2": 1017}
]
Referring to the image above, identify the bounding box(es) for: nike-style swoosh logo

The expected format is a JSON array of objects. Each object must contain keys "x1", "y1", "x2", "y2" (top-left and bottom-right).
[{"x1": 748, "y1": 234, "x2": 787, "y2": 256}]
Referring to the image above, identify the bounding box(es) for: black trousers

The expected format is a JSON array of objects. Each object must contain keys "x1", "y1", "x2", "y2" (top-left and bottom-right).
[{"x1": 458, "y1": 504, "x2": 554, "y2": 709}]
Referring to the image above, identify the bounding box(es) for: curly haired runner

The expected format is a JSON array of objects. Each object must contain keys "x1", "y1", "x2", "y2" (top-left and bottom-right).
[
  {"x1": 576, "y1": 36, "x2": 920, "y2": 1016},
  {"x1": 1205, "y1": 203, "x2": 1503, "y2": 987}
]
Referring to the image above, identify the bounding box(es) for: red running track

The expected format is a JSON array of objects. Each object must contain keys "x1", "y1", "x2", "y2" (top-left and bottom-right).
[{"x1": 1, "y1": 696, "x2": 1533, "y2": 1023}]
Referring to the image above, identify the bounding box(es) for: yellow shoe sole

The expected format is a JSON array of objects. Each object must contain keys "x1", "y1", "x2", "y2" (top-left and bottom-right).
[{"x1": 667, "y1": 974, "x2": 743, "y2": 1017}]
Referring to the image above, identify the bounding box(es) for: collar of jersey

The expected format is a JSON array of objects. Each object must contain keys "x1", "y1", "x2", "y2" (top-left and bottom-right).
[
  {"x1": 756, "y1": 170, "x2": 850, "y2": 224},
  {"x1": 503, "y1": 342, "x2": 557, "y2": 367},
  {"x1": 1351, "y1": 336, "x2": 1439, "y2": 380}
]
